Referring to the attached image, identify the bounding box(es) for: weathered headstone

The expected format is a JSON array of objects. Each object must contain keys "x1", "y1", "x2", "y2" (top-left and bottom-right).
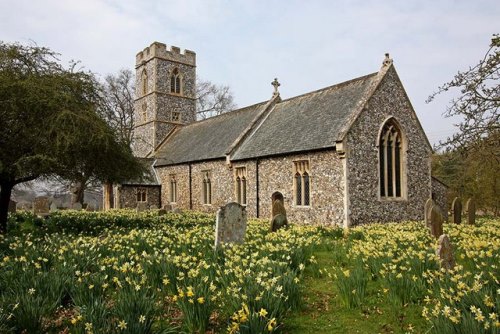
[
  {"x1": 436, "y1": 234, "x2": 455, "y2": 270},
  {"x1": 215, "y1": 202, "x2": 247, "y2": 248},
  {"x1": 33, "y1": 196, "x2": 50, "y2": 217},
  {"x1": 136, "y1": 202, "x2": 148, "y2": 212},
  {"x1": 158, "y1": 209, "x2": 167, "y2": 216},
  {"x1": 72, "y1": 202, "x2": 82, "y2": 211},
  {"x1": 451, "y1": 197, "x2": 462, "y2": 224},
  {"x1": 428, "y1": 203, "x2": 444, "y2": 239},
  {"x1": 465, "y1": 198, "x2": 476, "y2": 225},
  {"x1": 172, "y1": 207, "x2": 182, "y2": 214},
  {"x1": 162, "y1": 204, "x2": 172, "y2": 211},
  {"x1": 8, "y1": 200, "x2": 17, "y2": 213},
  {"x1": 270, "y1": 192, "x2": 288, "y2": 232},
  {"x1": 49, "y1": 202, "x2": 58, "y2": 213},
  {"x1": 424, "y1": 198, "x2": 434, "y2": 227}
]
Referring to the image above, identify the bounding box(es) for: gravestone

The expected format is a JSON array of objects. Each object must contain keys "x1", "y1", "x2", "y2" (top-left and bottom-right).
[
  {"x1": 270, "y1": 192, "x2": 288, "y2": 232},
  {"x1": 158, "y1": 209, "x2": 167, "y2": 216},
  {"x1": 8, "y1": 200, "x2": 17, "y2": 213},
  {"x1": 436, "y1": 234, "x2": 455, "y2": 270},
  {"x1": 162, "y1": 204, "x2": 172, "y2": 211},
  {"x1": 451, "y1": 197, "x2": 462, "y2": 224},
  {"x1": 172, "y1": 207, "x2": 182, "y2": 214},
  {"x1": 215, "y1": 202, "x2": 247, "y2": 249},
  {"x1": 465, "y1": 198, "x2": 476, "y2": 225},
  {"x1": 49, "y1": 202, "x2": 58, "y2": 213},
  {"x1": 33, "y1": 196, "x2": 50, "y2": 217},
  {"x1": 72, "y1": 202, "x2": 82, "y2": 211},
  {"x1": 136, "y1": 202, "x2": 148, "y2": 212},
  {"x1": 428, "y1": 203, "x2": 444, "y2": 239},
  {"x1": 424, "y1": 198, "x2": 434, "y2": 227}
]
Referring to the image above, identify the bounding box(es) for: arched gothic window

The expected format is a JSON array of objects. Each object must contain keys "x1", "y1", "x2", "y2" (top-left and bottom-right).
[
  {"x1": 379, "y1": 119, "x2": 404, "y2": 198},
  {"x1": 136, "y1": 188, "x2": 147, "y2": 202},
  {"x1": 170, "y1": 68, "x2": 182, "y2": 94},
  {"x1": 170, "y1": 175, "x2": 177, "y2": 203},
  {"x1": 235, "y1": 167, "x2": 247, "y2": 205},
  {"x1": 294, "y1": 161, "x2": 311, "y2": 206},
  {"x1": 202, "y1": 171, "x2": 212, "y2": 205},
  {"x1": 141, "y1": 70, "x2": 148, "y2": 96}
]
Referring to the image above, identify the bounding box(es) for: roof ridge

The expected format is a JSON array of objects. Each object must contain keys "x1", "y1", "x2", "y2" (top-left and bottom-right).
[
  {"x1": 189, "y1": 100, "x2": 268, "y2": 126},
  {"x1": 277, "y1": 72, "x2": 378, "y2": 104}
]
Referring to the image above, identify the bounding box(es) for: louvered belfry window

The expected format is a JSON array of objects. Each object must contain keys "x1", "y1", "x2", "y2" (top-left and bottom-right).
[
  {"x1": 294, "y1": 161, "x2": 311, "y2": 206},
  {"x1": 379, "y1": 119, "x2": 403, "y2": 198},
  {"x1": 170, "y1": 68, "x2": 181, "y2": 94}
]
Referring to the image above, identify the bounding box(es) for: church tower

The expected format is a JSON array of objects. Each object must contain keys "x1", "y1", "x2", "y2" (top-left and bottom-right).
[{"x1": 132, "y1": 42, "x2": 196, "y2": 157}]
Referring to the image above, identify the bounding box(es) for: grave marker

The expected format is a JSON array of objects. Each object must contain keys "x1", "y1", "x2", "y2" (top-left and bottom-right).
[
  {"x1": 436, "y1": 234, "x2": 455, "y2": 270},
  {"x1": 215, "y1": 202, "x2": 247, "y2": 249},
  {"x1": 451, "y1": 197, "x2": 462, "y2": 224},
  {"x1": 465, "y1": 198, "x2": 476, "y2": 225}
]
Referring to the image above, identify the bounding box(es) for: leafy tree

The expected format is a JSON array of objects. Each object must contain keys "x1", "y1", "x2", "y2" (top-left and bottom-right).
[
  {"x1": 0, "y1": 42, "x2": 144, "y2": 233},
  {"x1": 427, "y1": 34, "x2": 499, "y2": 153},
  {"x1": 196, "y1": 78, "x2": 236, "y2": 119}
]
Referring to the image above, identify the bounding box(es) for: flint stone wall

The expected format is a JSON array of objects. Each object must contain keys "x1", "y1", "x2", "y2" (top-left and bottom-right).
[
  {"x1": 117, "y1": 185, "x2": 161, "y2": 209},
  {"x1": 345, "y1": 66, "x2": 432, "y2": 225},
  {"x1": 431, "y1": 177, "x2": 449, "y2": 221}
]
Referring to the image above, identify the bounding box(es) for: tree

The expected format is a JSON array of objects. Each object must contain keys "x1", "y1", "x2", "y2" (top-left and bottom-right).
[
  {"x1": 196, "y1": 78, "x2": 236, "y2": 119},
  {"x1": 0, "y1": 42, "x2": 144, "y2": 233},
  {"x1": 99, "y1": 69, "x2": 135, "y2": 147},
  {"x1": 427, "y1": 34, "x2": 499, "y2": 153}
]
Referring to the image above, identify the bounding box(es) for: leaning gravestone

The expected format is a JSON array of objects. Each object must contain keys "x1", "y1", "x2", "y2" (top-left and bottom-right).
[
  {"x1": 428, "y1": 203, "x2": 444, "y2": 239},
  {"x1": 436, "y1": 234, "x2": 455, "y2": 270},
  {"x1": 424, "y1": 198, "x2": 434, "y2": 227},
  {"x1": 465, "y1": 198, "x2": 476, "y2": 225},
  {"x1": 215, "y1": 202, "x2": 247, "y2": 249},
  {"x1": 451, "y1": 197, "x2": 462, "y2": 224},
  {"x1": 136, "y1": 202, "x2": 148, "y2": 212},
  {"x1": 33, "y1": 196, "x2": 50, "y2": 217},
  {"x1": 8, "y1": 200, "x2": 17, "y2": 213},
  {"x1": 49, "y1": 202, "x2": 58, "y2": 213}
]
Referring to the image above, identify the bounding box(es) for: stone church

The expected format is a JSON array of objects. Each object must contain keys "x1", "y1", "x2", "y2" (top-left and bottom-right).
[{"x1": 104, "y1": 41, "x2": 443, "y2": 227}]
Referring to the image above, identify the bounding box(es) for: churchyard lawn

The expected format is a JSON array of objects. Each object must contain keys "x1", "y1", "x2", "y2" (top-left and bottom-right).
[{"x1": 1, "y1": 210, "x2": 498, "y2": 333}]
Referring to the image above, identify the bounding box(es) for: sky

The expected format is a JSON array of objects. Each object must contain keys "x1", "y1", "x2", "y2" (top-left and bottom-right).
[{"x1": 1, "y1": 0, "x2": 499, "y2": 146}]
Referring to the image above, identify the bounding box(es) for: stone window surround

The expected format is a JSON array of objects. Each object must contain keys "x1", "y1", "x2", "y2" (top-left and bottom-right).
[
  {"x1": 169, "y1": 174, "x2": 177, "y2": 203},
  {"x1": 170, "y1": 68, "x2": 183, "y2": 95},
  {"x1": 136, "y1": 188, "x2": 147, "y2": 202},
  {"x1": 202, "y1": 170, "x2": 212, "y2": 205},
  {"x1": 141, "y1": 69, "x2": 148, "y2": 96},
  {"x1": 234, "y1": 166, "x2": 247, "y2": 206},
  {"x1": 293, "y1": 159, "x2": 312, "y2": 208},
  {"x1": 376, "y1": 116, "x2": 408, "y2": 201}
]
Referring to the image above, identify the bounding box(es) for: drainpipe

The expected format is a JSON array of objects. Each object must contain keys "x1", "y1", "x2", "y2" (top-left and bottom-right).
[
  {"x1": 256, "y1": 159, "x2": 260, "y2": 218},
  {"x1": 189, "y1": 164, "x2": 193, "y2": 210}
]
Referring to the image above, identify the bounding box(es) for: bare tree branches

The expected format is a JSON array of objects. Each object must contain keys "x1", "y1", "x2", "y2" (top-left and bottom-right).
[{"x1": 196, "y1": 79, "x2": 236, "y2": 119}]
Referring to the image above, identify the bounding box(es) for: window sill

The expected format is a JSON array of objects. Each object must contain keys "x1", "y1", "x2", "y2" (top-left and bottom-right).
[
  {"x1": 378, "y1": 197, "x2": 407, "y2": 202},
  {"x1": 293, "y1": 205, "x2": 312, "y2": 209}
]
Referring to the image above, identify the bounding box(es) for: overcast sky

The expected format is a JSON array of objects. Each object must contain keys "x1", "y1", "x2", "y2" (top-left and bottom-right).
[{"x1": 1, "y1": 0, "x2": 499, "y2": 146}]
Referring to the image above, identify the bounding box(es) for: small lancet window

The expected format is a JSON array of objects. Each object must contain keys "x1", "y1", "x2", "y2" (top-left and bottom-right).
[
  {"x1": 235, "y1": 167, "x2": 247, "y2": 205},
  {"x1": 136, "y1": 188, "x2": 147, "y2": 202},
  {"x1": 170, "y1": 68, "x2": 182, "y2": 94},
  {"x1": 379, "y1": 119, "x2": 404, "y2": 198},
  {"x1": 141, "y1": 70, "x2": 148, "y2": 96},
  {"x1": 294, "y1": 161, "x2": 311, "y2": 206},
  {"x1": 202, "y1": 171, "x2": 212, "y2": 205},
  {"x1": 170, "y1": 175, "x2": 177, "y2": 203}
]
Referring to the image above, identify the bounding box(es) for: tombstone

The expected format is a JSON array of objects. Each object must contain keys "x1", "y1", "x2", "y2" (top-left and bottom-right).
[
  {"x1": 424, "y1": 198, "x2": 434, "y2": 227},
  {"x1": 72, "y1": 202, "x2": 82, "y2": 211},
  {"x1": 436, "y1": 234, "x2": 455, "y2": 270},
  {"x1": 270, "y1": 192, "x2": 288, "y2": 232},
  {"x1": 427, "y1": 203, "x2": 444, "y2": 239},
  {"x1": 465, "y1": 198, "x2": 476, "y2": 225},
  {"x1": 215, "y1": 202, "x2": 247, "y2": 249},
  {"x1": 158, "y1": 209, "x2": 167, "y2": 216},
  {"x1": 162, "y1": 204, "x2": 173, "y2": 211},
  {"x1": 33, "y1": 196, "x2": 50, "y2": 217},
  {"x1": 8, "y1": 200, "x2": 17, "y2": 213},
  {"x1": 451, "y1": 197, "x2": 462, "y2": 224},
  {"x1": 49, "y1": 202, "x2": 58, "y2": 213},
  {"x1": 172, "y1": 207, "x2": 182, "y2": 214},
  {"x1": 136, "y1": 202, "x2": 148, "y2": 212}
]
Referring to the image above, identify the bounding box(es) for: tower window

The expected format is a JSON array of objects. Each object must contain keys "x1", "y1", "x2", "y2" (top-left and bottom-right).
[
  {"x1": 170, "y1": 68, "x2": 182, "y2": 94},
  {"x1": 202, "y1": 171, "x2": 212, "y2": 205},
  {"x1": 235, "y1": 167, "x2": 247, "y2": 205},
  {"x1": 136, "y1": 188, "x2": 147, "y2": 202},
  {"x1": 142, "y1": 70, "x2": 148, "y2": 96},
  {"x1": 294, "y1": 160, "x2": 311, "y2": 206},
  {"x1": 170, "y1": 175, "x2": 177, "y2": 203},
  {"x1": 141, "y1": 102, "x2": 147, "y2": 122},
  {"x1": 172, "y1": 111, "x2": 180, "y2": 122},
  {"x1": 379, "y1": 118, "x2": 405, "y2": 198}
]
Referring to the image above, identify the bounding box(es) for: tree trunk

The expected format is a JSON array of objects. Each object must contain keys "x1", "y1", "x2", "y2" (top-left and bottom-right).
[
  {"x1": 70, "y1": 181, "x2": 85, "y2": 205},
  {"x1": 0, "y1": 181, "x2": 14, "y2": 234}
]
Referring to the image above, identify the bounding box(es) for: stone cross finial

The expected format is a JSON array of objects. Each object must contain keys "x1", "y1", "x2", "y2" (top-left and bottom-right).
[
  {"x1": 383, "y1": 53, "x2": 393, "y2": 66},
  {"x1": 271, "y1": 78, "x2": 280, "y2": 95}
]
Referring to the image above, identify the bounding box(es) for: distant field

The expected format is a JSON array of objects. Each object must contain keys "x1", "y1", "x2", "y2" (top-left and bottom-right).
[{"x1": 1, "y1": 211, "x2": 498, "y2": 333}]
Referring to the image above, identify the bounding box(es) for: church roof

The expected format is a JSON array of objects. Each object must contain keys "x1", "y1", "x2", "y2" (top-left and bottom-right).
[
  {"x1": 231, "y1": 73, "x2": 378, "y2": 160},
  {"x1": 154, "y1": 65, "x2": 400, "y2": 166},
  {"x1": 155, "y1": 102, "x2": 267, "y2": 166},
  {"x1": 122, "y1": 158, "x2": 160, "y2": 185}
]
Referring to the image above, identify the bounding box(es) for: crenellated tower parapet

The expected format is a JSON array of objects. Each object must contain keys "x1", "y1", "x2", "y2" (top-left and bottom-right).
[{"x1": 136, "y1": 42, "x2": 196, "y2": 67}]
